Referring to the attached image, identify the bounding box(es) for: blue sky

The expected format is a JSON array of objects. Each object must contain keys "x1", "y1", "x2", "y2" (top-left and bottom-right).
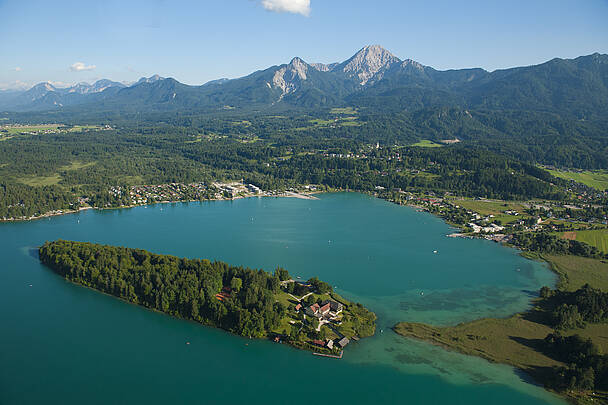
[{"x1": 1, "y1": 0, "x2": 607, "y2": 89}]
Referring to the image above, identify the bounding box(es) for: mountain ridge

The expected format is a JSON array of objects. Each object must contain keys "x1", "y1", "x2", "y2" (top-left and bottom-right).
[{"x1": 0, "y1": 46, "x2": 606, "y2": 115}]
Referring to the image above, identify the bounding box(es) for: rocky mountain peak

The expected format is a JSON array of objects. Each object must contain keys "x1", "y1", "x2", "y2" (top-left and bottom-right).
[
  {"x1": 288, "y1": 57, "x2": 309, "y2": 77},
  {"x1": 310, "y1": 62, "x2": 339, "y2": 72},
  {"x1": 25, "y1": 82, "x2": 58, "y2": 101},
  {"x1": 400, "y1": 59, "x2": 425, "y2": 71},
  {"x1": 339, "y1": 45, "x2": 401, "y2": 85},
  {"x1": 271, "y1": 57, "x2": 310, "y2": 99}
]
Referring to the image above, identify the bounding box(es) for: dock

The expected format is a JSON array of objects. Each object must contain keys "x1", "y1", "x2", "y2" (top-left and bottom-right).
[{"x1": 313, "y1": 350, "x2": 343, "y2": 359}]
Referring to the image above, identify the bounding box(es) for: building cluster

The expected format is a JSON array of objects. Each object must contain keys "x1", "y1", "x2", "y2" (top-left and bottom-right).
[
  {"x1": 305, "y1": 299, "x2": 343, "y2": 319},
  {"x1": 212, "y1": 182, "x2": 265, "y2": 198},
  {"x1": 108, "y1": 182, "x2": 211, "y2": 205},
  {"x1": 299, "y1": 299, "x2": 350, "y2": 350}
]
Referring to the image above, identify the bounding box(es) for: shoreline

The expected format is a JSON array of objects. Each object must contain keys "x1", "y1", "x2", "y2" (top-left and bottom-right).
[
  {"x1": 14, "y1": 188, "x2": 586, "y2": 401},
  {"x1": 0, "y1": 189, "x2": 321, "y2": 223}
]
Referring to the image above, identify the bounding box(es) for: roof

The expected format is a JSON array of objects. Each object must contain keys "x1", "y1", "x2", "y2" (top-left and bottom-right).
[
  {"x1": 310, "y1": 303, "x2": 320, "y2": 311},
  {"x1": 338, "y1": 337, "x2": 350, "y2": 347}
]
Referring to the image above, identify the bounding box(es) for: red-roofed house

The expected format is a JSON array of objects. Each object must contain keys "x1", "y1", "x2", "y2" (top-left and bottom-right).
[{"x1": 306, "y1": 303, "x2": 321, "y2": 317}]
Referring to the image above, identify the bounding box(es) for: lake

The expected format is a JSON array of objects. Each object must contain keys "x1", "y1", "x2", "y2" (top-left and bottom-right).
[{"x1": 0, "y1": 192, "x2": 566, "y2": 404}]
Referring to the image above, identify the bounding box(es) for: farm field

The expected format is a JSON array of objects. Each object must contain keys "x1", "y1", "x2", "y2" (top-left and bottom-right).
[
  {"x1": 329, "y1": 107, "x2": 358, "y2": 115},
  {"x1": 561, "y1": 229, "x2": 608, "y2": 253},
  {"x1": 0, "y1": 124, "x2": 105, "y2": 136},
  {"x1": 16, "y1": 161, "x2": 96, "y2": 187},
  {"x1": 410, "y1": 139, "x2": 442, "y2": 148},
  {"x1": 546, "y1": 168, "x2": 608, "y2": 190}
]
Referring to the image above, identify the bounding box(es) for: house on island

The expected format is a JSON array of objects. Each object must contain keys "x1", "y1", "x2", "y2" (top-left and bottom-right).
[
  {"x1": 306, "y1": 300, "x2": 343, "y2": 319},
  {"x1": 322, "y1": 299, "x2": 343, "y2": 314},
  {"x1": 306, "y1": 303, "x2": 323, "y2": 317},
  {"x1": 311, "y1": 339, "x2": 335, "y2": 350},
  {"x1": 337, "y1": 337, "x2": 350, "y2": 348}
]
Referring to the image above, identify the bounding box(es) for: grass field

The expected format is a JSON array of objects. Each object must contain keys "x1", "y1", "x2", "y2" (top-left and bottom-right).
[
  {"x1": 1, "y1": 124, "x2": 103, "y2": 136},
  {"x1": 293, "y1": 116, "x2": 364, "y2": 132},
  {"x1": 410, "y1": 139, "x2": 442, "y2": 148},
  {"x1": 68, "y1": 125, "x2": 102, "y2": 132},
  {"x1": 546, "y1": 168, "x2": 608, "y2": 191},
  {"x1": 394, "y1": 315, "x2": 559, "y2": 371},
  {"x1": 560, "y1": 229, "x2": 608, "y2": 254},
  {"x1": 121, "y1": 175, "x2": 145, "y2": 185},
  {"x1": 1, "y1": 124, "x2": 62, "y2": 135},
  {"x1": 542, "y1": 254, "x2": 608, "y2": 291},
  {"x1": 17, "y1": 175, "x2": 62, "y2": 187},
  {"x1": 330, "y1": 107, "x2": 357, "y2": 115},
  {"x1": 454, "y1": 198, "x2": 527, "y2": 225},
  {"x1": 59, "y1": 161, "x2": 96, "y2": 171},
  {"x1": 16, "y1": 161, "x2": 96, "y2": 187}
]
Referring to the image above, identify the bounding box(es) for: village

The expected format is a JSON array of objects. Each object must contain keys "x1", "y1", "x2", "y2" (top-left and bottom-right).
[
  {"x1": 105, "y1": 181, "x2": 320, "y2": 208},
  {"x1": 377, "y1": 187, "x2": 608, "y2": 250},
  {"x1": 269, "y1": 277, "x2": 376, "y2": 356}
]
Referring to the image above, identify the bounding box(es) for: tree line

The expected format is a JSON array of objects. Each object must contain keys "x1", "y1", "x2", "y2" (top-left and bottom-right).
[{"x1": 39, "y1": 240, "x2": 289, "y2": 338}]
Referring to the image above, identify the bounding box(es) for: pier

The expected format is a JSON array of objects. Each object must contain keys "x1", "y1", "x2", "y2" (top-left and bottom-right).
[{"x1": 313, "y1": 350, "x2": 343, "y2": 359}]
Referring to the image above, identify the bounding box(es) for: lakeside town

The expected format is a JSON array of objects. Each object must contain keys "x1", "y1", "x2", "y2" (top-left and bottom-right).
[{"x1": 3, "y1": 175, "x2": 606, "y2": 261}]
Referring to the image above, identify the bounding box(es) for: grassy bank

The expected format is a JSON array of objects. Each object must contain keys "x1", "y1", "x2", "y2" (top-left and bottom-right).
[{"x1": 394, "y1": 254, "x2": 608, "y2": 404}]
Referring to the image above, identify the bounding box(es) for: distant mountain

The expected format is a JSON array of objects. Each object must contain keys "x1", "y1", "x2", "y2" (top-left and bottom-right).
[
  {"x1": 67, "y1": 79, "x2": 126, "y2": 94},
  {"x1": 0, "y1": 78, "x2": 127, "y2": 111},
  {"x1": 202, "y1": 78, "x2": 230, "y2": 87},
  {"x1": 1, "y1": 47, "x2": 607, "y2": 117},
  {"x1": 333, "y1": 44, "x2": 401, "y2": 85},
  {"x1": 135, "y1": 74, "x2": 164, "y2": 85}
]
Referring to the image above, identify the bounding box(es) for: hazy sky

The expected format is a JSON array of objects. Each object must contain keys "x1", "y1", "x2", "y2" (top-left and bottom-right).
[{"x1": 1, "y1": 0, "x2": 607, "y2": 89}]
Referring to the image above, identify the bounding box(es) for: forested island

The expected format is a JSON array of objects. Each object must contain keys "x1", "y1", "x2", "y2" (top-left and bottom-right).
[{"x1": 39, "y1": 240, "x2": 376, "y2": 354}]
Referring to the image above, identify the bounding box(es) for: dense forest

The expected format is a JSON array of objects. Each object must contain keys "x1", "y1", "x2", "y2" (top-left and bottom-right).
[
  {"x1": 39, "y1": 240, "x2": 288, "y2": 338},
  {"x1": 543, "y1": 333, "x2": 608, "y2": 392},
  {"x1": 0, "y1": 119, "x2": 576, "y2": 218},
  {"x1": 513, "y1": 232, "x2": 606, "y2": 259}
]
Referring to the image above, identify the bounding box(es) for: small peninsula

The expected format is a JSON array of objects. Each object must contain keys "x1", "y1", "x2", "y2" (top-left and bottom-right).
[
  {"x1": 39, "y1": 240, "x2": 375, "y2": 354},
  {"x1": 394, "y1": 253, "x2": 608, "y2": 404}
]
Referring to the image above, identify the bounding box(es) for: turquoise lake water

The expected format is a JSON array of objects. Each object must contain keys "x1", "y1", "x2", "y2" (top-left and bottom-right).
[{"x1": 0, "y1": 192, "x2": 566, "y2": 404}]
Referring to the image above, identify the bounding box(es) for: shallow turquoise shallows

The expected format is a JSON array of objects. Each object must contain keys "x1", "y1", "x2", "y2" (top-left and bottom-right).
[{"x1": 0, "y1": 193, "x2": 566, "y2": 404}]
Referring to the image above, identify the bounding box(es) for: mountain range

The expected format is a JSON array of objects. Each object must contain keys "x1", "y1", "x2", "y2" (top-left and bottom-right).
[{"x1": 1, "y1": 45, "x2": 607, "y2": 117}]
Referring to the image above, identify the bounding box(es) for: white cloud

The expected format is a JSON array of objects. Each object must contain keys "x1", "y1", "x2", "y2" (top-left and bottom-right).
[
  {"x1": 260, "y1": 0, "x2": 311, "y2": 16},
  {"x1": 70, "y1": 62, "x2": 96, "y2": 72},
  {"x1": 13, "y1": 67, "x2": 22, "y2": 72},
  {"x1": 0, "y1": 80, "x2": 31, "y2": 90}
]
